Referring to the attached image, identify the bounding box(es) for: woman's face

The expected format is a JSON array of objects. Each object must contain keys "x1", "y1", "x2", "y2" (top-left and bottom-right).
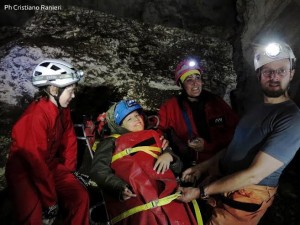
[
  {"x1": 121, "y1": 111, "x2": 144, "y2": 132},
  {"x1": 59, "y1": 84, "x2": 76, "y2": 108},
  {"x1": 182, "y1": 74, "x2": 202, "y2": 98}
]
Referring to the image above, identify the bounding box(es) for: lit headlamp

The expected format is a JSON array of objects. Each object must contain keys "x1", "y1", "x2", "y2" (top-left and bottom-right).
[
  {"x1": 265, "y1": 43, "x2": 281, "y2": 58},
  {"x1": 188, "y1": 60, "x2": 196, "y2": 67},
  {"x1": 254, "y1": 41, "x2": 296, "y2": 70}
]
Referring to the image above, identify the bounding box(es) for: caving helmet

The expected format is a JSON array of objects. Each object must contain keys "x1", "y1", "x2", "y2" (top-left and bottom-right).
[
  {"x1": 174, "y1": 58, "x2": 203, "y2": 85},
  {"x1": 114, "y1": 99, "x2": 143, "y2": 125},
  {"x1": 32, "y1": 59, "x2": 84, "y2": 88},
  {"x1": 254, "y1": 41, "x2": 296, "y2": 71}
]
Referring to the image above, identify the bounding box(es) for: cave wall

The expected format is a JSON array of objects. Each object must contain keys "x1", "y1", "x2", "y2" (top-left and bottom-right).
[
  {"x1": 0, "y1": 8, "x2": 236, "y2": 109},
  {"x1": 1, "y1": 0, "x2": 237, "y2": 37}
]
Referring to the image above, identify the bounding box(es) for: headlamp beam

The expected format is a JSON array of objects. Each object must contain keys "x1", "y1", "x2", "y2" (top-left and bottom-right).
[{"x1": 265, "y1": 43, "x2": 281, "y2": 58}]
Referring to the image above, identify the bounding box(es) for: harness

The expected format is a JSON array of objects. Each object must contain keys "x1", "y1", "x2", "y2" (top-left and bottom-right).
[{"x1": 177, "y1": 96, "x2": 194, "y2": 139}]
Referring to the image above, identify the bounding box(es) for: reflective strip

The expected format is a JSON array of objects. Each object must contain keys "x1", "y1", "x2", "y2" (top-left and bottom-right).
[
  {"x1": 32, "y1": 73, "x2": 81, "y2": 82},
  {"x1": 111, "y1": 146, "x2": 161, "y2": 163},
  {"x1": 192, "y1": 199, "x2": 204, "y2": 225},
  {"x1": 111, "y1": 192, "x2": 182, "y2": 225},
  {"x1": 92, "y1": 134, "x2": 121, "y2": 151},
  {"x1": 179, "y1": 69, "x2": 201, "y2": 83},
  {"x1": 92, "y1": 140, "x2": 100, "y2": 151},
  {"x1": 109, "y1": 134, "x2": 121, "y2": 139}
]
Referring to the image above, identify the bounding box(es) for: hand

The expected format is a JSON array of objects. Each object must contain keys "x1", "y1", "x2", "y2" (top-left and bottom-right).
[
  {"x1": 153, "y1": 152, "x2": 173, "y2": 174},
  {"x1": 188, "y1": 137, "x2": 204, "y2": 152},
  {"x1": 42, "y1": 218, "x2": 56, "y2": 225},
  {"x1": 160, "y1": 136, "x2": 169, "y2": 150},
  {"x1": 42, "y1": 204, "x2": 58, "y2": 225},
  {"x1": 122, "y1": 187, "x2": 137, "y2": 201},
  {"x1": 181, "y1": 164, "x2": 203, "y2": 183},
  {"x1": 177, "y1": 186, "x2": 200, "y2": 203}
]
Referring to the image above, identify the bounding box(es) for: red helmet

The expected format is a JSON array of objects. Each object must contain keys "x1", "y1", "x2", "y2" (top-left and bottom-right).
[{"x1": 174, "y1": 59, "x2": 203, "y2": 85}]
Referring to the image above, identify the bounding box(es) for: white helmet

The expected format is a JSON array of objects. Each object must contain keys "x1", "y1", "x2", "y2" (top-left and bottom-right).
[
  {"x1": 254, "y1": 42, "x2": 296, "y2": 70},
  {"x1": 32, "y1": 59, "x2": 84, "y2": 88}
]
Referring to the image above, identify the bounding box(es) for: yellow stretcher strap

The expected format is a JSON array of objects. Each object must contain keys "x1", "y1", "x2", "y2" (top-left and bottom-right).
[
  {"x1": 109, "y1": 134, "x2": 121, "y2": 139},
  {"x1": 92, "y1": 134, "x2": 121, "y2": 151},
  {"x1": 192, "y1": 199, "x2": 204, "y2": 225},
  {"x1": 111, "y1": 146, "x2": 161, "y2": 163},
  {"x1": 92, "y1": 140, "x2": 100, "y2": 151},
  {"x1": 111, "y1": 192, "x2": 182, "y2": 224}
]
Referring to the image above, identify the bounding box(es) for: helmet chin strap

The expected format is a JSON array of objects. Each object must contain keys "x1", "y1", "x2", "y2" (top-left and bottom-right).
[{"x1": 44, "y1": 88, "x2": 64, "y2": 108}]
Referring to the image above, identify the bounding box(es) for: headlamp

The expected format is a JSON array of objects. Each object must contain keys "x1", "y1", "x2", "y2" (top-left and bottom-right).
[
  {"x1": 265, "y1": 43, "x2": 281, "y2": 58},
  {"x1": 188, "y1": 60, "x2": 196, "y2": 67},
  {"x1": 126, "y1": 99, "x2": 138, "y2": 107},
  {"x1": 76, "y1": 70, "x2": 84, "y2": 78}
]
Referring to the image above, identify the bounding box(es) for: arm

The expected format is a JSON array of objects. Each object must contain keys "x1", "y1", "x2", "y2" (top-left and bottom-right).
[
  {"x1": 90, "y1": 138, "x2": 128, "y2": 198},
  {"x1": 157, "y1": 99, "x2": 173, "y2": 135},
  {"x1": 59, "y1": 109, "x2": 77, "y2": 171},
  {"x1": 179, "y1": 151, "x2": 283, "y2": 202},
  {"x1": 182, "y1": 148, "x2": 225, "y2": 183},
  {"x1": 205, "y1": 151, "x2": 283, "y2": 194},
  {"x1": 14, "y1": 113, "x2": 57, "y2": 207}
]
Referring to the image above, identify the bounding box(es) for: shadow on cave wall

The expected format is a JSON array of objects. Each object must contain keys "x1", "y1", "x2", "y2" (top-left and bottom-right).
[{"x1": 70, "y1": 85, "x2": 125, "y2": 124}]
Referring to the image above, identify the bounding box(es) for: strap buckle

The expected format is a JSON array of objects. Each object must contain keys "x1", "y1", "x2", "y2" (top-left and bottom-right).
[
  {"x1": 150, "y1": 200, "x2": 159, "y2": 208},
  {"x1": 125, "y1": 148, "x2": 132, "y2": 155}
]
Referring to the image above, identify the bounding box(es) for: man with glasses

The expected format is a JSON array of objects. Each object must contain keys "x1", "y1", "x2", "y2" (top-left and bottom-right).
[
  {"x1": 158, "y1": 57, "x2": 239, "y2": 172},
  {"x1": 177, "y1": 41, "x2": 300, "y2": 225}
]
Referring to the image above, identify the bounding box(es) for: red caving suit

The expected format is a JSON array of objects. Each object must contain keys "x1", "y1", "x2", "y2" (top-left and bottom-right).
[{"x1": 5, "y1": 98, "x2": 89, "y2": 225}]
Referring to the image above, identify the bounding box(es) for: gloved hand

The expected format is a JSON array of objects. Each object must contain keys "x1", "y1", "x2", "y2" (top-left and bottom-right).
[
  {"x1": 42, "y1": 204, "x2": 58, "y2": 225},
  {"x1": 73, "y1": 171, "x2": 91, "y2": 188}
]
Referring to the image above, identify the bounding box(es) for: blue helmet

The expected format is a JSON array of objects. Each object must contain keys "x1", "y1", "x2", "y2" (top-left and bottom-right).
[{"x1": 114, "y1": 100, "x2": 143, "y2": 125}]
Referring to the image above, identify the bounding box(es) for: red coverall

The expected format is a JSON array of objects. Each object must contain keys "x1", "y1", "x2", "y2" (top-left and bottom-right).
[
  {"x1": 158, "y1": 91, "x2": 239, "y2": 165},
  {"x1": 5, "y1": 98, "x2": 89, "y2": 225}
]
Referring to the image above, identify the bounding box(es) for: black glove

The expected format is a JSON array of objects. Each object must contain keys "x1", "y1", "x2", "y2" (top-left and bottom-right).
[
  {"x1": 73, "y1": 171, "x2": 91, "y2": 188},
  {"x1": 42, "y1": 204, "x2": 58, "y2": 219}
]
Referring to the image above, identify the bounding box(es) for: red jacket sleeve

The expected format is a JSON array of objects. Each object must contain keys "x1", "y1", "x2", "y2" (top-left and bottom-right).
[
  {"x1": 11, "y1": 112, "x2": 57, "y2": 207},
  {"x1": 59, "y1": 109, "x2": 78, "y2": 171}
]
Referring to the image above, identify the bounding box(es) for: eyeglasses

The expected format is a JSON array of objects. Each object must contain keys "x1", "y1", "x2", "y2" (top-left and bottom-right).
[{"x1": 261, "y1": 68, "x2": 290, "y2": 78}]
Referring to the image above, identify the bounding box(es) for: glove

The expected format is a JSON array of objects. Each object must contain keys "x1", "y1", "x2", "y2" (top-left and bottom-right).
[
  {"x1": 73, "y1": 171, "x2": 91, "y2": 188},
  {"x1": 42, "y1": 204, "x2": 58, "y2": 225}
]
